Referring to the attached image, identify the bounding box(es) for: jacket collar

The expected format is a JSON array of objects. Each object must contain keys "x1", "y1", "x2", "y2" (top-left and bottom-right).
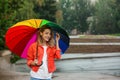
[{"x1": 35, "y1": 42, "x2": 54, "y2": 48}]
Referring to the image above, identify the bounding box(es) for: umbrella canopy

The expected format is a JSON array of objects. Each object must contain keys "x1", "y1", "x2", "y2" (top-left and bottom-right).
[{"x1": 5, "y1": 19, "x2": 70, "y2": 58}]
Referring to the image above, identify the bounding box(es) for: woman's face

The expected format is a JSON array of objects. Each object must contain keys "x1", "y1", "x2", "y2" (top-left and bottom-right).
[{"x1": 40, "y1": 29, "x2": 51, "y2": 42}]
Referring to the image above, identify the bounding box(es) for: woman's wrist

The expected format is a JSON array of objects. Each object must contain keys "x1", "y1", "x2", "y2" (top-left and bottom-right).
[{"x1": 56, "y1": 42, "x2": 60, "y2": 50}]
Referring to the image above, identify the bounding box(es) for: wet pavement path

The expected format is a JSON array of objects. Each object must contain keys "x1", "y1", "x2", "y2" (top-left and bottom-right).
[
  {"x1": 56, "y1": 54, "x2": 120, "y2": 77},
  {"x1": 16, "y1": 53, "x2": 120, "y2": 77},
  {"x1": 1, "y1": 52, "x2": 120, "y2": 80}
]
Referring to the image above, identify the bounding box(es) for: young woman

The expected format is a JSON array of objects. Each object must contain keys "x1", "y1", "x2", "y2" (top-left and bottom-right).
[{"x1": 27, "y1": 25, "x2": 61, "y2": 80}]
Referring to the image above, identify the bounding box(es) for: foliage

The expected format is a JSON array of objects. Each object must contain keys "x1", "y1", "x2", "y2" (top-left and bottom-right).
[
  {"x1": 59, "y1": 0, "x2": 93, "y2": 33},
  {"x1": 0, "y1": 0, "x2": 23, "y2": 50},
  {"x1": 10, "y1": 54, "x2": 21, "y2": 63},
  {"x1": 91, "y1": 0, "x2": 118, "y2": 34},
  {"x1": 0, "y1": 0, "x2": 25, "y2": 63},
  {"x1": 14, "y1": 0, "x2": 36, "y2": 21},
  {"x1": 33, "y1": 0, "x2": 57, "y2": 22},
  {"x1": 74, "y1": 0, "x2": 92, "y2": 33},
  {"x1": 58, "y1": 0, "x2": 73, "y2": 32},
  {"x1": 114, "y1": 0, "x2": 120, "y2": 31}
]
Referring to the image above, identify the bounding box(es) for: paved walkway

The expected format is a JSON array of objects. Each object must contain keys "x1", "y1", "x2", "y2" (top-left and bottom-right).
[
  {"x1": 0, "y1": 71, "x2": 120, "y2": 80},
  {"x1": 69, "y1": 35, "x2": 120, "y2": 39},
  {"x1": 1, "y1": 51, "x2": 120, "y2": 80},
  {"x1": 70, "y1": 42, "x2": 120, "y2": 45},
  {"x1": 16, "y1": 52, "x2": 120, "y2": 63},
  {"x1": 61, "y1": 52, "x2": 120, "y2": 59},
  {"x1": 53, "y1": 72, "x2": 120, "y2": 80}
]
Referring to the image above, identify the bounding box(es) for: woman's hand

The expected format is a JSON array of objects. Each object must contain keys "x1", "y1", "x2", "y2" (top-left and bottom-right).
[
  {"x1": 31, "y1": 59, "x2": 43, "y2": 67},
  {"x1": 56, "y1": 33, "x2": 60, "y2": 41},
  {"x1": 55, "y1": 33, "x2": 60, "y2": 50},
  {"x1": 30, "y1": 59, "x2": 38, "y2": 66}
]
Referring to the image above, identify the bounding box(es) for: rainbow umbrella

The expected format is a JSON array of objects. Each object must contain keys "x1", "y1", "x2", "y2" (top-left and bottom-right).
[{"x1": 5, "y1": 19, "x2": 69, "y2": 58}]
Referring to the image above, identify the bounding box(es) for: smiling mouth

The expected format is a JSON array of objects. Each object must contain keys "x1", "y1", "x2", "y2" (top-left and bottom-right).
[{"x1": 45, "y1": 37, "x2": 50, "y2": 40}]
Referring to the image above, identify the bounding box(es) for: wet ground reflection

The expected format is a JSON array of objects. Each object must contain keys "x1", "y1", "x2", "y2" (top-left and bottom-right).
[
  {"x1": 15, "y1": 54, "x2": 120, "y2": 77},
  {"x1": 55, "y1": 56, "x2": 120, "y2": 76}
]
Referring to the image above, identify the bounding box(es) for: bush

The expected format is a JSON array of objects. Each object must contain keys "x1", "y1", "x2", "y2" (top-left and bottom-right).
[{"x1": 10, "y1": 54, "x2": 21, "y2": 63}]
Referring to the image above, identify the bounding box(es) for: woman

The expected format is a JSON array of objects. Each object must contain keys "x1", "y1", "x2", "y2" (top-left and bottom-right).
[{"x1": 27, "y1": 25, "x2": 61, "y2": 80}]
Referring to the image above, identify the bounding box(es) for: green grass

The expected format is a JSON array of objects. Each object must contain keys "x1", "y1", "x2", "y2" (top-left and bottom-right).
[
  {"x1": 78, "y1": 34, "x2": 118, "y2": 39},
  {"x1": 109, "y1": 33, "x2": 120, "y2": 36}
]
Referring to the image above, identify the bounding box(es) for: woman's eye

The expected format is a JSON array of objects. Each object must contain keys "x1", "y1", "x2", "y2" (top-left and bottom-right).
[{"x1": 46, "y1": 33, "x2": 49, "y2": 34}]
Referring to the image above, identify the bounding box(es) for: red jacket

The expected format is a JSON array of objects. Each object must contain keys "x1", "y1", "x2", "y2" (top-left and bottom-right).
[{"x1": 27, "y1": 42, "x2": 61, "y2": 73}]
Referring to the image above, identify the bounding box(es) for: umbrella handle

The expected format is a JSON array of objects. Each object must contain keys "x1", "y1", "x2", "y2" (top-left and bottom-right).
[
  {"x1": 36, "y1": 41, "x2": 38, "y2": 59},
  {"x1": 34, "y1": 59, "x2": 43, "y2": 67}
]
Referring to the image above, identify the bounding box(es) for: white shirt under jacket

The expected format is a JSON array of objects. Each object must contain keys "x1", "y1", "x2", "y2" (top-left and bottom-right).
[{"x1": 30, "y1": 46, "x2": 52, "y2": 79}]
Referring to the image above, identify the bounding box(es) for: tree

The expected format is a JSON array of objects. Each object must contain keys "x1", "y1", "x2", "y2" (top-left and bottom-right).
[
  {"x1": 58, "y1": 0, "x2": 93, "y2": 34},
  {"x1": 55, "y1": 10, "x2": 63, "y2": 25},
  {"x1": 0, "y1": 0, "x2": 23, "y2": 50},
  {"x1": 91, "y1": 0, "x2": 117, "y2": 34},
  {"x1": 58, "y1": 0, "x2": 74, "y2": 33},
  {"x1": 33, "y1": 0, "x2": 57, "y2": 22},
  {"x1": 14, "y1": 0, "x2": 36, "y2": 21},
  {"x1": 114, "y1": 0, "x2": 120, "y2": 32},
  {"x1": 73, "y1": 0, "x2": 92, "y2": 33}
]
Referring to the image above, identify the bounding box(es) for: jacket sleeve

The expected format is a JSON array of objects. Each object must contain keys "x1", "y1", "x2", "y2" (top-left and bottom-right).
[
  {"x1": 27, "y1": 44, "x2": 34, "y2": 68},
  {"x1": 54, "y1": 49, "x2": 61, "y2": 59}
]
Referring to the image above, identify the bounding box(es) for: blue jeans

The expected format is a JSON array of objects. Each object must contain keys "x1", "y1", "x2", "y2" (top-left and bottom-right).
[{"x1": 30, "y1": 77, "x2": 51, "y2": 80}]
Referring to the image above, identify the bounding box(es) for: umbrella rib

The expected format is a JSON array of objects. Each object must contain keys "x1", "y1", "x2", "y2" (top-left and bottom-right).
[
  {"x1": 26, "y1": 20, "x2": 36, "y2": 28},
  {"x1": 35, "y1": 19, "x2": 38, "y2": 28},
  {"x1": 39, "y1": 19, "x2": 43, "y2": 27}
]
